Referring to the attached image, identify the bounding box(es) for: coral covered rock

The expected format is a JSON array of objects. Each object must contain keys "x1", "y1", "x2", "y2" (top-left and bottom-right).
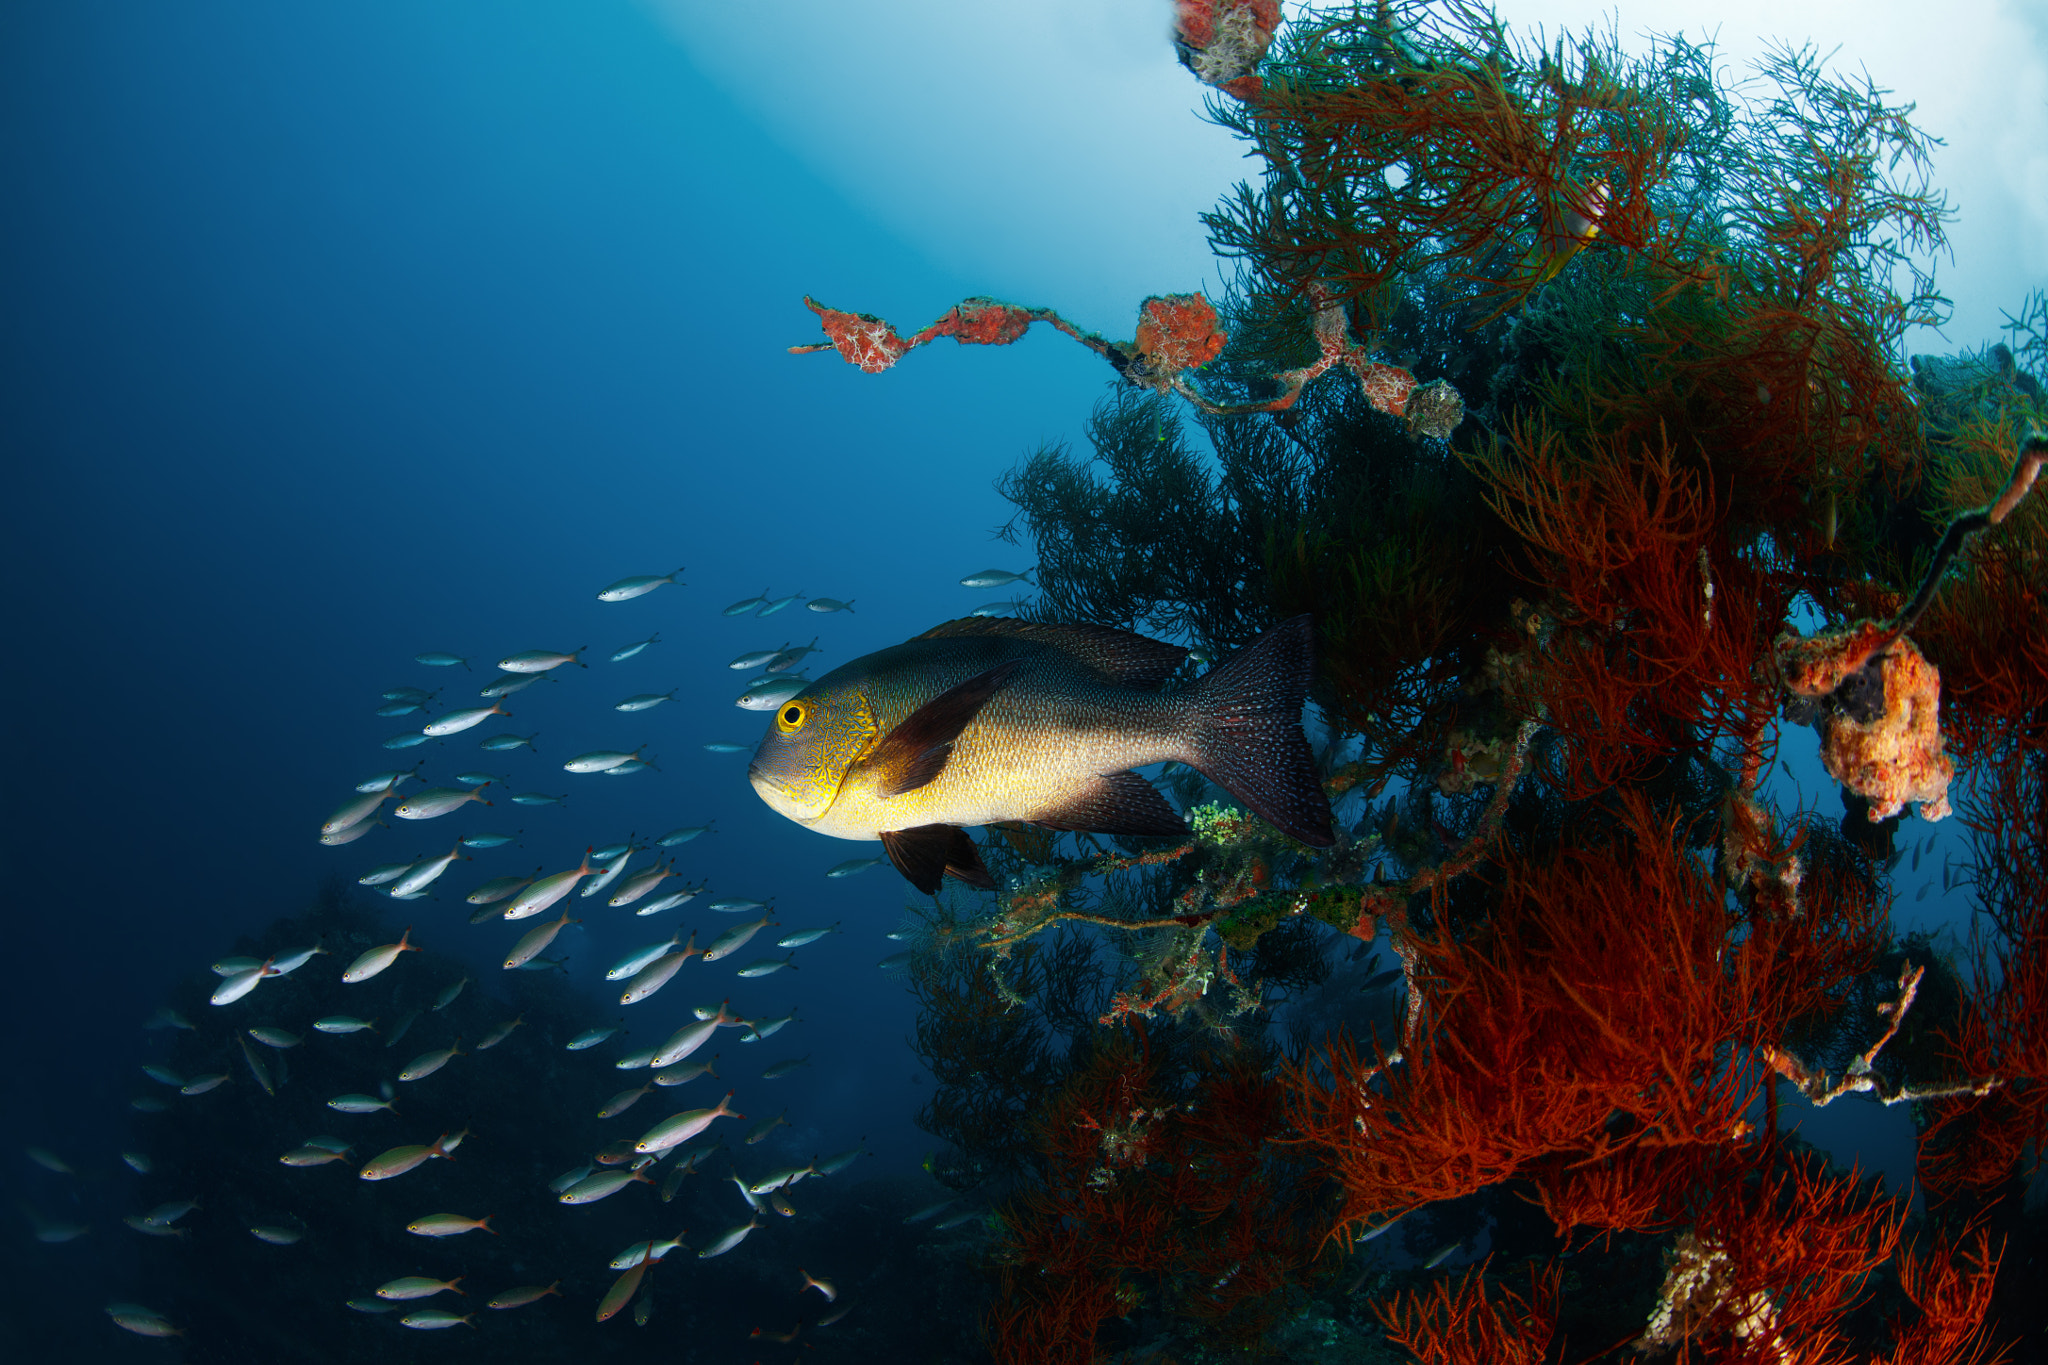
[{"x1": 1779, "y1": 623, "x2": 1954, "y2": 821}]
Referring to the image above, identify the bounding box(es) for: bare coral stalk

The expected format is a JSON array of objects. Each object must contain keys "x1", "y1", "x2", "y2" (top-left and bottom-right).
[
  {"x1": 792, "y1": 287, "x2": 1458, "y2": 431},
  {"x1": 1891, "y1": 429, "x2": 2047, "y2": 633},
  {"x1": 1765, "y1": 961, "x2": 2005, "y2": 1108}
]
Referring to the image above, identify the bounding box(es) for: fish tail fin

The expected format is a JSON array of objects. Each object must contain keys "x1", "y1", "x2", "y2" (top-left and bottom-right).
[{"x1": 1185, "y1": 615, "x2": 1334, "y2": 847}]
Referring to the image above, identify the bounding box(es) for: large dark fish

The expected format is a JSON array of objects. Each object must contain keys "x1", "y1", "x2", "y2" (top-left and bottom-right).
[{"x1": 747, "y1": 615, "x2": 1333, "y2": 892}]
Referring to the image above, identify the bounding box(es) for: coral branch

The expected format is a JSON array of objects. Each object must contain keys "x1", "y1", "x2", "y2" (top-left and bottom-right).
[
  {"x1": 1892, "y1": 429, "x2": 2047, "y2": 632},
  {"x1": 1766, "y1": 961, "x2": 2005, "y2": 1107},
  {"x1": 793, "y1": 288, "x2": 1462, "y2": 432}
]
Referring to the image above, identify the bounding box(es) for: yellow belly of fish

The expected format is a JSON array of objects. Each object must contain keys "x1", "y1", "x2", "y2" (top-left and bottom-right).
[{"x1": 809, "y1": 693, "x2": 1189, "y2": 839}]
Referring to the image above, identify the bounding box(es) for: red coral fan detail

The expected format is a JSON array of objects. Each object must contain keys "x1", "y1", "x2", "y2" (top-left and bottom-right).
[
  {"x1": 1132, "y1": 293, "x2": 1226, "y2": 375},
  {"x1": 1375, "y1": 1261, "x2": 1560, "y2": 1365}
]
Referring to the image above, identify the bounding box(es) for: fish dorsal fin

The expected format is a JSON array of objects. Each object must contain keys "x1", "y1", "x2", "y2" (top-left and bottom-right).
[
  {"x1": 879, "y1": 825, "x2": 995, "y2": 895},
  {"x1": 1032, "y1": 770, "x2": 1189, "y2": 837},
  {"x1": 915, "y1": 618, "x2": 1189, "y2": 689},
  {"x1": 867, "y1": 661, "x2": 1023, "y2": 798}
]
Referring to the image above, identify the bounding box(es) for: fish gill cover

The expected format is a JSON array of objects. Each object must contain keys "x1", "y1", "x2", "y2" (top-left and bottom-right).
[{"x1": 791, "y1": 1, "x2": 2046, "y2": 1361}]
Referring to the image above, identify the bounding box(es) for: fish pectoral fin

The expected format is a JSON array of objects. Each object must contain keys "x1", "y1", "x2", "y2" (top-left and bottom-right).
[
  {"x1": 1031, "y1": 771, "x2": 1189, "y2": 836},
  {"x1": 879, "y1": 825, "x2": 994, "y2": 895},
  {"x1": 869, "y1": 660, "x2": 1024, "y2": 799}
]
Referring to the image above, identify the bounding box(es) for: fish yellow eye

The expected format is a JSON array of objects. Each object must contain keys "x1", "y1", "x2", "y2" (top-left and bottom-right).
[{"x1": 777, "y1": 701, "x2": 808, "y2": 733}]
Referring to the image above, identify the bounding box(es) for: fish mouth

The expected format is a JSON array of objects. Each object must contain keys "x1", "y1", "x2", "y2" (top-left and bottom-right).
[{"x1": 747, "y1": 762, "x2": 824, "y2": 826}]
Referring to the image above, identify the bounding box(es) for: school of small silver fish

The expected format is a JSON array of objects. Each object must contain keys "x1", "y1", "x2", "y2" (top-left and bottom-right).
[{"x1": 31, "y1": 566, "x2": 1087, "y2": 1350}]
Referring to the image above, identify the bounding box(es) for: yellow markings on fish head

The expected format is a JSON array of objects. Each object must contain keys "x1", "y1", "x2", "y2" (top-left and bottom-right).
[{"x1": 747, "y1": 682, "x2": 877, "y2": 824}]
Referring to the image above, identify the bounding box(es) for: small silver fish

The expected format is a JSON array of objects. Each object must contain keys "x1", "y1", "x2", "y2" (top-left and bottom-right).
[
  {"x1": 743, "y1": 1110, "x2": 789, "y2": 1145},
  {"x1": 343, "y1": 928, "x2": 421, "y2": 984},
  {"x1": 722, "y1": 589, "x2": 769, "y2": 616},
  {"x1": 356, "y1": 766, "x2": 423, "y2": 793},
  {"x1": 598, "y1": 568, "x2": 684, "y2": 602},
  {"x1": 558, "y1": 1167, "x2": 654, "y2": 1205},
  {"x1": 958, "y1": 566, "x2": 1035, "y2": 588},
  {"x1": 568, "y1": 1025, "x2": 621, "y2": 1050},
  {"x1": 758, "y1": 591, "x2": 804, "y2": 616},
  {"x1": 504, "y1": 849, "x2": 600, "y2": 920},
  {"x1": 639, "y1": 885, "x2": 704, "y2": 916},
  {"x1": 825, "y1": 856, "x2": 883, "y2": 877},
  {"x1": 598, "y1": 1083, "x2": 653, "y2": 1119},
  {"x1": 479, "y1": 732, "x2": 540, "y2": 752},
  {"x1": 414, "y1": 652, "x2": 469, "y2": 669},
  {"x1": 565, "y1": 746, "x2": 650, "y2": 774},
  {"x1": 399, "y1": 1043, "x2": 463, "y2": 1081},
  {"x1": 394, "y1": 784, "x2": 493, "y2": 819},
  {"x1": 777, "y1": 924, "x2": 839, "y2": 948},
  {"x1": 487, "y1": 1282, "x2": 562, "y2": 1309},
  {"x1": 704, "y1": 913, "x2": 776, "y2": 963},
  {"x1": 695, "y1": 1214, "x2": 759, "y2": 1258},
  {"x1": 737, "y1": 677, "x2": 807, "y2": 711},
  {"x1": 611, "y1": 633, "x2": 660, "y2": 662},
  {"x1": 608, "y1": 935, "x2": 683, "y2": 982},
  {"x1": 735, "y1": 954, "x2": 796, "y2": 978},
  {"x1": 806, "y1": 597, "x2": 855, "y2": 613},
  {"x1": 619, "y1": 943, "x2": 702, "y2": 1006},
  {"x1": 634, "y1": 1093, "x2": 743, "y2": 1154},
  {"x1": 324, "y1": 788, "x2": 397, "y2": 837},
  {"x1": 504, "y1": 910, "x2": 578, "y2": 970},
  {"x1": 497, "y1": 647, "x2": 586, "y2": 673},
  {"x1": 389, "y1": 846, "x2": 469, "y2": 897},
  {"x1": 654, "y1": 1056, "x2": 718, "y2": 1086},
  {"x1": 378, "y1": 1275, "x2": 466, "y2": 1300},
  {"x1": 615, "y1": 690, "x2": 677, "y2": 712},
  {"x1": 703, "y1": 742, "x2": 750, "y2": 753},
  {"x1": 467, "y1": 873, "x2": 536, "y2": 906},
  {"x1": 421, "y1": 702, "x2": 511, "y2": 738},
  {"x1": 474, "y1": 1015, "x2": 523, "y2": 1050},
  {"x1": 609, "y1": 863, "x2": 679, "y2": 909},
  {"x1": 479, "y1": 671, "x2": 548, "y2": 698},
  {"x1": 315, "y1": 1015, "x2": 377, "y2": 1035},
  {"x1": 406, "y1": 1212, "x2": 495, "y2": 1237}
]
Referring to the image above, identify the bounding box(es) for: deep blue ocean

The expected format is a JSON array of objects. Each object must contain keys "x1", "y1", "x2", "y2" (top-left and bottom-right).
[{"x1": 0, "y1": 3, "x2": 1992, "y2": 1361}]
